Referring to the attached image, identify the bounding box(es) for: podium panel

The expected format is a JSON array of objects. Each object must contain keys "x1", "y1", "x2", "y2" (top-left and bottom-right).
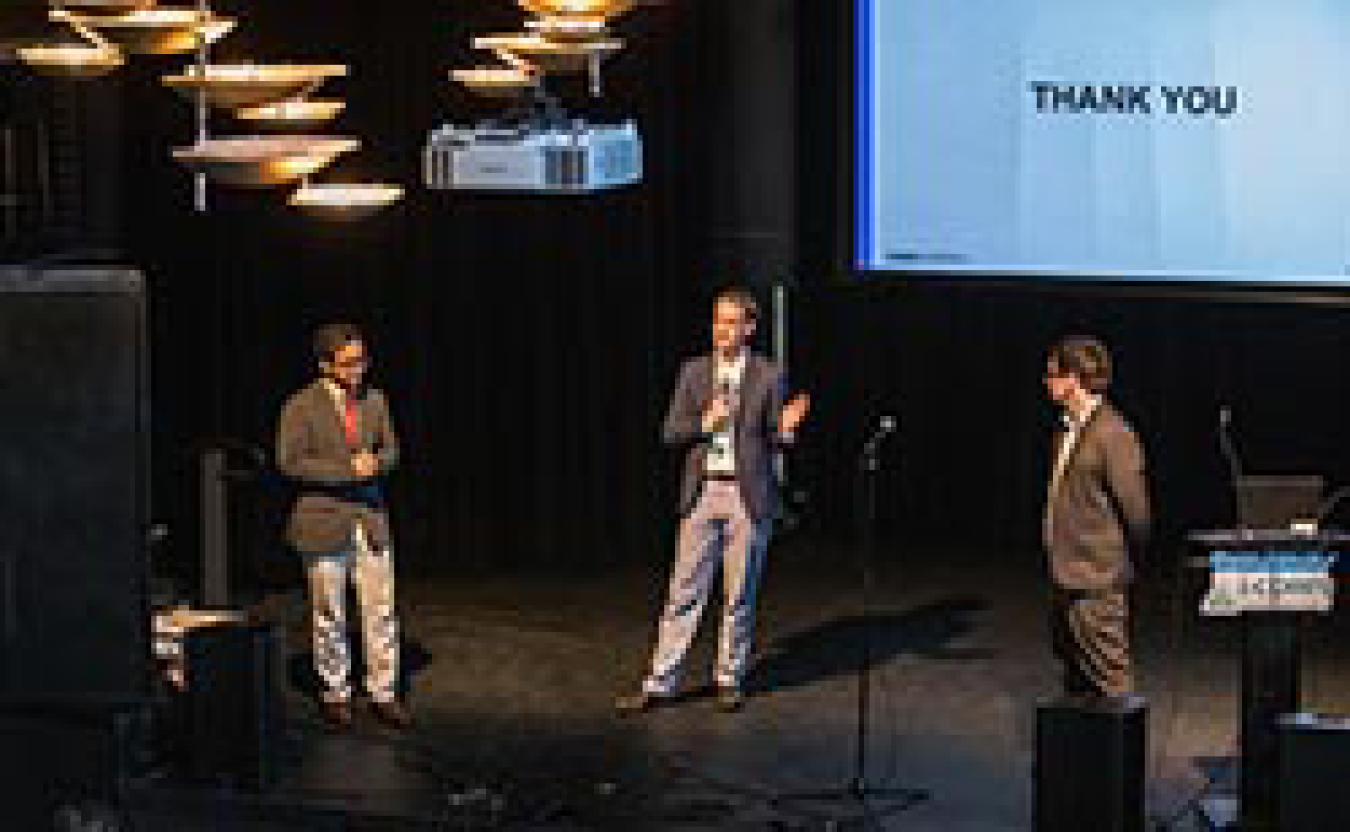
[{"x1": 1187, "y1": 530, "x2": 1350, "y2": 831}]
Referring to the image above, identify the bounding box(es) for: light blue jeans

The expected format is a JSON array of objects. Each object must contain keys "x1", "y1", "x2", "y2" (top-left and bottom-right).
[{"x1": 644, "y1": 481, "x2": 773, "y2": 694}]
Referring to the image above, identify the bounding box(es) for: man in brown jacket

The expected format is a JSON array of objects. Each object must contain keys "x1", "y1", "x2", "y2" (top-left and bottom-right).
[
  {"x1": 1043, "y1": 336, "x2": 1151, "y2": 702},
  {"x1": 276, "y1": 323, "x2": 409, "y2": 729}
]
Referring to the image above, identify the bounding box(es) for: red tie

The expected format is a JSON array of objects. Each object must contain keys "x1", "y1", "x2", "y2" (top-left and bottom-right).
[{"x1": 343, "y1": 394, "x2": 361, "y2": 447}]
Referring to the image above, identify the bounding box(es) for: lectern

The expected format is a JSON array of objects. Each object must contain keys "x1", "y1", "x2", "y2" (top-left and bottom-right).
[{"x1": 1187, "y1": 529, "x2": 1349, "y2": 831}]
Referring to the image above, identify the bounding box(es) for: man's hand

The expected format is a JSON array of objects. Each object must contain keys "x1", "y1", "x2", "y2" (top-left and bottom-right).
[
  {"x1": 779, "y1": 392, "x2": 811, "y2": 440},
  {"x1": 702, "y1": 393, "x2": 732, "y2": 434},
  {"x1": 352, "y1": 451, "x2": 380, "y2": 478}
]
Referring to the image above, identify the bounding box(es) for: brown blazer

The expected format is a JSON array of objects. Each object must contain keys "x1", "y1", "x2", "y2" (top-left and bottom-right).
[
  {"x1": 275, "y1": 380, "x2": 400, "y2": 554},
  {"x1": 1043, "y1": 401, "x2": 1151, "y2": 592}
]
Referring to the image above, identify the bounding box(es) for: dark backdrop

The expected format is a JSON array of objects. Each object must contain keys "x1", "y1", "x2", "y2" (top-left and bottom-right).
[{"x1": 51, "y1": 0, "x2": 1350, "y2": 593}]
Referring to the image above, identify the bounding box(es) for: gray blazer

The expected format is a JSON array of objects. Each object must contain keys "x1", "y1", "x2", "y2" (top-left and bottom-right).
[
  {"x1": 275, "y1": 381, "x2": 401, "y2": 554},
  {"x1": 1044, "y1": 401, "x2": 1151, "y2": 592},
  {"x1": 663, "y1": 353, "x2": 787, "y2": 521}
]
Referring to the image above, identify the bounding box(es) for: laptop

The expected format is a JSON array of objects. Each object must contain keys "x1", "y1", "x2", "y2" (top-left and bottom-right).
[{"x1": 1235, "y1": 475, "x2": 1325, "y2": 530}]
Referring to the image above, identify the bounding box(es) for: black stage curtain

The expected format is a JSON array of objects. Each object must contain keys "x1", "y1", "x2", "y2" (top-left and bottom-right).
[{"x1": 101, "y1": 0, "x2": 1350, "y2": 589}]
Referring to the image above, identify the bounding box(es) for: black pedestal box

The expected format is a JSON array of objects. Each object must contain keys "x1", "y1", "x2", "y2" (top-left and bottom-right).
[{"x1": 1034, "y1": 695, "x2": 1147, "y2": 832}]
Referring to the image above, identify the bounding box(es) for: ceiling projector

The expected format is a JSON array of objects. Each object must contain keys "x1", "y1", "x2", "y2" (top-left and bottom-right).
[{"x1": 424, "y1": 119, "x2": 642, "y2": 193}]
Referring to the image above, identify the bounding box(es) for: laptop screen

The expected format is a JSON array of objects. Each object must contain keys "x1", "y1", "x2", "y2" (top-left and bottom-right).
[{"x1": 1235, "y1": 475, "x2": 1325, "y2": 529}]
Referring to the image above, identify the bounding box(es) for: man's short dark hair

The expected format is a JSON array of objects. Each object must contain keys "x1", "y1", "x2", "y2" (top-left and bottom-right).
[
  {"x1": 1048, "y1": 335, "x2": 1112, "y2": 393},
  {"x1": 713, "y1": 286, "x2": 760, "y2": 322},
  {"x1": 313, "y1": 322, "x2": 364, "y2": 364}
]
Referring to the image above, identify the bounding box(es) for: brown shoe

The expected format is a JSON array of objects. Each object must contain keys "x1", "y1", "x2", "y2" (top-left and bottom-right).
[
  {"x1": 371, "y1": 698, "x2": 413, "y2": 730},
  {"x1": 716, "y1": 686, "x2": 745, "y2": 712},
  {"x1": 615, "y1": 690, "x2": 670, "y2": 715},
  {"x1": 321, "y1": 700, "x2": 353, "y2": 731}
]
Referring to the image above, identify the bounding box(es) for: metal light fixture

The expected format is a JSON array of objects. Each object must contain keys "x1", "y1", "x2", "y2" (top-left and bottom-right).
[
  {"x1": 171, "y1": 136, "x2": 359, "y2": 187},
  {"x1": 524, "y1": 16, "x2": 610, "y2": 43},
  {"x1": 49, "y1": 8, "x2": 235, "y2": 56},
  {"x1": 53, "y1": 1, "x2": 157, "y2": 11},
  {"x1": 429, "y1": 0, "x2": 648, "y2": 192},
  {"x1": 17, "y1": 41, "x2": 124, "y2": 78},
  {"x1": 450, "y1": 67, "x2": 539, "y2": 99},
  {"x1": 14, "y1": 4, "x2": 125, "y2": 78},
  {"x1": 16, "y1": 0, "x2": 403, "y2": 217},
  {"x1": 454, "y1": 0, "x2": 638, "y2": 99},
  {"x1": 152, "y1": 4, "x2": 395, "y2": 215},
  {"x1": 163, "y1": 64, "x2": 348, "y2": 111},
  {"x1": 18, "y1": 45, "x2": 124, "y2": 77},
  {"x1": 518, "y1": 0, "x2": 636, "y2": 17},
  {"x1": 289, "y1": 182, "x2": 404, "y2": 219},
  {"x1": 473, "y1": 33, "x2": 623, "y2": 77},
  {"x1": 234, "y1": 99, "x2": 346, "y2": 131}
]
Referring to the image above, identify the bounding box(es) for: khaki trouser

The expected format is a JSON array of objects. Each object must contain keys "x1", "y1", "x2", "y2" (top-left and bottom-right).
[
  {"x1": 305, "y1": 525, "x2": 399, "y2": 703},
  {"x1": 1050, "y1": 587, "x2": 1134, "y2": 697}
]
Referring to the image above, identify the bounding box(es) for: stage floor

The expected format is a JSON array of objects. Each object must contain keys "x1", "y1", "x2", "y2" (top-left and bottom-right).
[{"x1": 129, "y1": 536, "x2": 1350, "y2": 830}]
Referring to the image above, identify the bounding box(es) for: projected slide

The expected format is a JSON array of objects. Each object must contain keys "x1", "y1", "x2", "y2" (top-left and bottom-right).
[{"x1": 855, "y1": 0, "x2": 1350, "y2": 283}]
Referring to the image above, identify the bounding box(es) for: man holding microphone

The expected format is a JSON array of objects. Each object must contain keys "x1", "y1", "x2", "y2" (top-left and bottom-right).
[{"x1": 618, "y1": 287, "x2": 810, "y2": 713}]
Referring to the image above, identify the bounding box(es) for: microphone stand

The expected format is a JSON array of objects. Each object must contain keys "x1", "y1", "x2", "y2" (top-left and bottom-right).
[
  {"x1": 772, "y1": 416, "x2": 928, "y2": 830},
  {"x1": 1218, "y1": 406, "x2": 1246, "y2": 531}
]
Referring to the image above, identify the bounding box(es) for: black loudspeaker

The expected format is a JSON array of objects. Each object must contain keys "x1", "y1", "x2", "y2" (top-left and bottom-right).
[
  {"x1": 184, "y1": 622, "x2": 280, "y2": 791},
  {"x1": 1034, "y1": 696, "x2": 1147, "y2": 832},
  {"x1": 0, "y1": 699, "x2": 152, "y2": 830},
  {"x1": 1278, "y1": 712, "x2": 1350, "y2": 831},
  {"x1": 0, "y1": 269, "x2": 150, "y2": 700}
]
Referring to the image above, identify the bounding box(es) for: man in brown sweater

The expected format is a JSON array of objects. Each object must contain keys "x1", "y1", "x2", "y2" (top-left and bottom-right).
[{"x1": 1043, "y1": 335, "x2": 1151, "y2": 702}]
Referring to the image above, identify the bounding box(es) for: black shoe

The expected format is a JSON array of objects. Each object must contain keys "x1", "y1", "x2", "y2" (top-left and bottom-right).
[
  {"x1": 615, "y1": 690, "x2": 669, "y2": 715},
  {"x1": 715, "y1": 686, "x2": 745, "y2": 712}
]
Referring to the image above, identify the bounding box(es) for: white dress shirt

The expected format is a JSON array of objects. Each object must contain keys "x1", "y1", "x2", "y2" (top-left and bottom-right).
[
  {"x1": 1046, "y1": 394, "x2": 1102, "y2": 533},
  {"x1": 705, "y1": 352, "x2": 747, "y2": 476}
]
